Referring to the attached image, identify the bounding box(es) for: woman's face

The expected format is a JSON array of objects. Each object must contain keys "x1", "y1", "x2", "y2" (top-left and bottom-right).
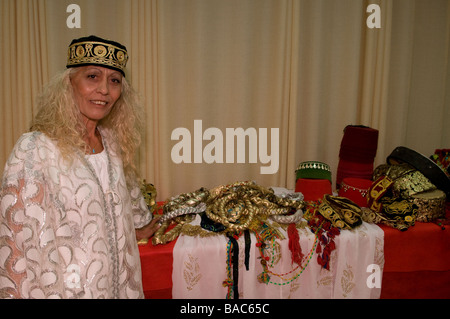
[{"x1": 70, "y1": 65, "x2": 123, "y2": 124}]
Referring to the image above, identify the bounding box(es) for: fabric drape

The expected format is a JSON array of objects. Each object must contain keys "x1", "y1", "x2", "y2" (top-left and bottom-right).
[
  {"x1": 0, "y1": 0, "x2": 49, "y2": 170},
  {"x1": 171, "y1": 215, "x2": 384, "y2": 299},
  {"x1": 1, "y1": 0, "x2": 449, "y2": 201}
]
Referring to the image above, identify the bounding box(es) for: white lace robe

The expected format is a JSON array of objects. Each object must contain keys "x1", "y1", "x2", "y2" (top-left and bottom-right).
[{"x1": 0, "y1": 128, "x2": 152, "y2": 298}]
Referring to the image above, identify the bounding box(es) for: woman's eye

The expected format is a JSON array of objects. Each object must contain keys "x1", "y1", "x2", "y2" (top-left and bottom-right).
[
  {"x1": 111, "y1": 78, "x2": 121, "y2": 84},
  {"x1": 87, "y1": 74, "x2": 97, "y2": 79}
]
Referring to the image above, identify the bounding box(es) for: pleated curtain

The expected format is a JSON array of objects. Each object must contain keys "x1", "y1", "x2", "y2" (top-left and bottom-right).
[{"x1": 1, "y1": 0, "x2": 449, "y2": 200}]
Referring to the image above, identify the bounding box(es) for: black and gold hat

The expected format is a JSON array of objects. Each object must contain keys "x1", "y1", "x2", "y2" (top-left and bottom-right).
[{"x1": 66, "y1": 35, "x2": 128, "y2": 76}]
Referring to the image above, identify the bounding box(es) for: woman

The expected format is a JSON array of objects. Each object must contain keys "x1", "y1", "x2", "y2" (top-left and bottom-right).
[{"x1": 0, "y1": 35, "x2": 159, "y2": 298}]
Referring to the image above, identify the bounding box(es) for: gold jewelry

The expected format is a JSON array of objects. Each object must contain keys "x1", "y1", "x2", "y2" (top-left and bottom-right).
[
  {"x1": 152, "y1": 181, "x2": 306, "y2": 245},
  {"x1": 141, "y1": 180, "x2": 157, "y2": 214},
  {"x1": 152, "y1": 214, "x2": 196, "y2": 245}
]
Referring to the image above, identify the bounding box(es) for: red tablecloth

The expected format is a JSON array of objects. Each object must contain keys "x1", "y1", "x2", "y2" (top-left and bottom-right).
[
  {"x1": 139, "y1": 238, "x2": 176, "y2": 299},
  {"x1": 379, "y1": 222, "x2": 450, "y2": 298},
  {"x1": 139, "y1": 206, "x2": 450, "y2": 299}
]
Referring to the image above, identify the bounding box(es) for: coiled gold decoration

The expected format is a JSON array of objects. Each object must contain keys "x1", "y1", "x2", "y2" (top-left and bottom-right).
[{"x1": 152, "y1": 181, "x2": 305, "y2": 245}]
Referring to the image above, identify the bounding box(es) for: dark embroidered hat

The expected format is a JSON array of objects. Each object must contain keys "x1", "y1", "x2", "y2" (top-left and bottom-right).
[{"x1": 66, "y1": 35, "x2": 128, "y2": 76}]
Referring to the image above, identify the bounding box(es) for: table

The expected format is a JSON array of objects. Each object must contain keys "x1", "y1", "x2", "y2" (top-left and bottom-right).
[
  {"x1": 379, "y1": 220, "x2": 450, "y2": 298},
  {"x1": 138, "y1": 205, "x2": 450, "y2": 299}
]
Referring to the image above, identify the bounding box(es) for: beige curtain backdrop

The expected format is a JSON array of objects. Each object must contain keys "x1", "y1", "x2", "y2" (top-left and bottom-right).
[{"x1": 1, "y1": 0, "x2": 449, "y2": 201}]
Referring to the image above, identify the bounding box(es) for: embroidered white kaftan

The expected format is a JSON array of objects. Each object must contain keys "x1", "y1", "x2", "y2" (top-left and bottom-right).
[{"x1": 0, "y1": 128, "x2": 152, "y2": 298}]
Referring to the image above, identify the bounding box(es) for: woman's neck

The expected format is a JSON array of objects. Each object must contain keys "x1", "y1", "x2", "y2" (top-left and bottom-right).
[{"x1": 84, "y1": 126, "x2": 103, "y2": 154}]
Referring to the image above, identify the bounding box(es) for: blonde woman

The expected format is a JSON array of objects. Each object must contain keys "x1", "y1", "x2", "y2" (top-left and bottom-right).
[{"x1": 0, "y1": 35, "x2": 159, "y2": 298}]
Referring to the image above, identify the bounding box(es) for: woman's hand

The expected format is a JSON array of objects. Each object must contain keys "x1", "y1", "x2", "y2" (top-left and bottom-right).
[{"x1": 135, "y1": 216, "x2": 161, "y2": 241}]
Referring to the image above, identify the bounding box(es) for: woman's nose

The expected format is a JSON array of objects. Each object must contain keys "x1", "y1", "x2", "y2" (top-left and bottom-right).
[{"x1": 96, "y1": 78, "x2": 109, "y2": 95}]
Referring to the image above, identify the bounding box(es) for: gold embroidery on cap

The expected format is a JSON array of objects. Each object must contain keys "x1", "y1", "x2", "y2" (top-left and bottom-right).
[{"x1": 67, "y1": 41, "x2": 128, "y2": 73}]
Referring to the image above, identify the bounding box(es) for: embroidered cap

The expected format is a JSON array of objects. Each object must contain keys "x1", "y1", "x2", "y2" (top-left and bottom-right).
[
  {"x1": 295, "y1": 161, "x2": 332, "y2": 183},
  {"x1": 66, "y1": 35, "x2": 128, "y2": 76}
]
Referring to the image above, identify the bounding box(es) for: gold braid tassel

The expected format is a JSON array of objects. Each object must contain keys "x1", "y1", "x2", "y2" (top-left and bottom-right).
[{"x1": 152, "y1": 215, "x2": 195, "y2": 245}]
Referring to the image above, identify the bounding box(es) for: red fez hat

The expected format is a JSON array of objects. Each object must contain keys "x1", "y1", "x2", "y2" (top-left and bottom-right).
[
  {"x1": 295, "y1": 161, "x2": 333, "y2": 202},
  {"x1": 295, "y1": 178, "x2": 332, "y2": 202},
  {"x1": 336, "y1": 125, "x2": 379, "y2": 189}
]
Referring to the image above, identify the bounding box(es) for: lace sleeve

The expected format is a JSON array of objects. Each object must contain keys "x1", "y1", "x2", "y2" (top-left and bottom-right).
[{"x1": 0, "y1": 133, "x2": 46, "y2": 298}]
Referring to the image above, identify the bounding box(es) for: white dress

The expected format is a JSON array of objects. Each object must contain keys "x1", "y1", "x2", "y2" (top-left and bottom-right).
[
  {"x1": 86, "y1": 150, "x2": 109, "y2": 191},
  {"x1": 0, "y1": 128, "x2": 152, "y2": 299}
]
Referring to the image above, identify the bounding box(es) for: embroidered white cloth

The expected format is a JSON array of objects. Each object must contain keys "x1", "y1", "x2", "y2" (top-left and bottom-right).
[
  {"x1": 172, "y1": 215, "x2": 384, "y2": 299},
  {"x1": 0, "y1": 129, "x2": 152, "y2": 299}
]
